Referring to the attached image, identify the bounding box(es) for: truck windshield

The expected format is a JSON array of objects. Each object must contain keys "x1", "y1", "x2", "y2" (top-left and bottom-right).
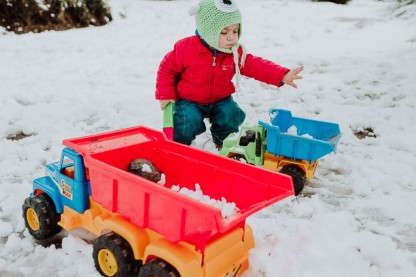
[{"x1": 61, "y1": 156, "x2": 75, "y2": 179}]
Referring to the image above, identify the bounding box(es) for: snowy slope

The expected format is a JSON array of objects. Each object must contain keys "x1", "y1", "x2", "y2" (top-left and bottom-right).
[{"x1": 0, "y1": 0, "x2": 415, "y2": 276}]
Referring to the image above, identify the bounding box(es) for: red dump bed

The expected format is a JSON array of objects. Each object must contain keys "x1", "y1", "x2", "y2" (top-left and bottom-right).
[{"x1": 63, "y1": 126, "x2": 293, "y2": 250}]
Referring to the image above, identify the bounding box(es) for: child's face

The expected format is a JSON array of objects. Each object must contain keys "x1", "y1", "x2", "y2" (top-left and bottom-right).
[{"x1": 219, "y1": 24, "x2": 239, "y2": 49}]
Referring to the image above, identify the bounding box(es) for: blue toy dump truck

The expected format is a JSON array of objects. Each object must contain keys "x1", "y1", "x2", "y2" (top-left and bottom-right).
[{"x1": 220, "y1": 109, "x2": 341, "y2": 195}]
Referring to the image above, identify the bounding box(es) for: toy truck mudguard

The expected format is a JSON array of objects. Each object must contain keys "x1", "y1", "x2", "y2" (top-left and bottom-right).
[
  {"x1": 261, "y1": 109, "x2": 341, "y2": 162},
  {"x1": 23, "y1": 126, "x2": 294, "y2": 277}
]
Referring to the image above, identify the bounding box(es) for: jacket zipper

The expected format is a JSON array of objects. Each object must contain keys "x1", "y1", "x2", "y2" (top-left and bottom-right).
[
  {"x1": 208, "y1": 51, "x2": 218, "y2": 103},
  {"x1": 212, "y1": 51, "x2": 217, "y2": 67}
]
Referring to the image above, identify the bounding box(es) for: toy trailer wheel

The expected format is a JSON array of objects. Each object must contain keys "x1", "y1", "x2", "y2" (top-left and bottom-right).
[
  {"x1": 280, "y1": 165, "x2": 306, "y2": 196},
  {"x1": 93, "y1": 232, "x2": 140, "y2": 277},
  {"x1": 22, "y1": 194, "x2": 61, "y2": 240},
  {"x1": 138, "y1": 258, "x2": 180, "y2": 277}
]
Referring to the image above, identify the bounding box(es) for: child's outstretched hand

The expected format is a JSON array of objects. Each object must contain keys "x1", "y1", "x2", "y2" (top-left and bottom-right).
[
  {"x1": 159, "y1": 99, "x2": 176, "y2": 110},
  {"x1": 282, "y1": 66, "x2": 304, "y2": 89}
]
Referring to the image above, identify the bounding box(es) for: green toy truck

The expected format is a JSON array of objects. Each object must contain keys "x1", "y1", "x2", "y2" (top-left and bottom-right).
[{"x1": 220, "y1": 109, "x2": 341, "y2": 195}]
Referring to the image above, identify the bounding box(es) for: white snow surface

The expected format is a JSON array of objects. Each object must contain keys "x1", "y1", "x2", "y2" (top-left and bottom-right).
[
  {"x1": 1, "y1": 0, "x2": 416, "y2": 276},
  {"x1": 140, "y1": 163, "x2": 152, "y2": 173}
]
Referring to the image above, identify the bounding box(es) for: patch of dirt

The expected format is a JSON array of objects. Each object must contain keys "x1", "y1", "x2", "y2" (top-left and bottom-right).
[
  {"x1": 6, "y1": 132, "x2": 35, "y2": 141},
  {"x1": 353, "y1": 128, "x2": 376, "y2": 139},
  {"x1": 35, "y1": 231, "x2": 66, "y2": 249}
]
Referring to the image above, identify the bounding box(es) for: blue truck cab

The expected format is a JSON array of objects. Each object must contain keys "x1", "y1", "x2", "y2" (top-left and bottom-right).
[{"x1": 32, "y1": 147, "x2": 90, "y2": 214}]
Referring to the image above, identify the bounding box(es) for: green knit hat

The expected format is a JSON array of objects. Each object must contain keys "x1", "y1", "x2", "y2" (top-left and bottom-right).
[{"x1": 189, "y1": 0, "x2": 242, "y2": 53}]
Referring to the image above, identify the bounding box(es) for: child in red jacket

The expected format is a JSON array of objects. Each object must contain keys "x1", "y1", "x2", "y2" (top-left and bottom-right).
[{"x1": 156, "y1": 0, "x2": 303, "y2": 148}]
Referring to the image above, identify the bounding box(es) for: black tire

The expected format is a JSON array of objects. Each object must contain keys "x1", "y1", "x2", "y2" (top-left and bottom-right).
[
  {"x1": 22, "y1": 194, "x2": 61, "y2": 240},
  {"x1": 229, "y1": 154, "x2": 247, "y2": 163},
  {"x1": 93, "y1": 232, "x2": 140, "y2": 277},
  {"x1": 280, "y1": 165, "x2": 306, "y2": 196},
  {"x1": 138, "y1": 258, "x2": 180, "y2": 277}
]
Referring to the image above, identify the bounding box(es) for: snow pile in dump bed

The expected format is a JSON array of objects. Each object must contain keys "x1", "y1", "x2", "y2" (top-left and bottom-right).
[
  {"x1": 157, "y1": 173, "x2": 166, "y2": 185},
  {"x1": 171, "y1": 184, "x2": 240, "y2": 218},
  {"x1": 286, "y1": 125, "x2": 314, "y2": 139},
  {"x1": 155, "y1": 175, "x2": 239, "y2": 218}
]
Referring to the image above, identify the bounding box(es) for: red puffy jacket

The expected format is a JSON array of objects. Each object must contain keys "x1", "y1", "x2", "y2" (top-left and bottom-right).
[{"x1": 155, "y1": 36, "x2": 289, "y2": 105}]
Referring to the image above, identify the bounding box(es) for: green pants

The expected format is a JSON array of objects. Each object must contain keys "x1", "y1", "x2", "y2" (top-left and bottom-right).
[{"x1": 174, "y1": 97, "x2": 245, "y2": 145}]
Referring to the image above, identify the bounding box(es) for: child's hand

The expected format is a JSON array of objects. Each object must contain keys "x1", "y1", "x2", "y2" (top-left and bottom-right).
[
  {"x1": 282, "y1": 66, "x2": 304, "y2": 89},
  {"x1": 159, "y1": 99, "x2": 176, "y2": 110}
]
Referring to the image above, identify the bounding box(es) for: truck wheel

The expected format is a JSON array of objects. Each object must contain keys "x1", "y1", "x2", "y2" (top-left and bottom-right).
[
  {"x1": 138, "y1": 258, "x2": 180, "y2": 277},
  {"x1": 280, "y1": 165, "x2": 306, "y2": 196},
  {"x1": 93, "y1": 232, "x2": 140, "y2": 277},
  {"x1": 22, "y1": 194, "x2": 61, "y2": 240},
  {"x1": 229, "y1": 155, "x2": 247, "y2": 163}
]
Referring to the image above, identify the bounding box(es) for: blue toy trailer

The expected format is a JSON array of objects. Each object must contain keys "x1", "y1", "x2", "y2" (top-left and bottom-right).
[{"x1": 260, "y1": 109, "x2": 341, "y2": 163}]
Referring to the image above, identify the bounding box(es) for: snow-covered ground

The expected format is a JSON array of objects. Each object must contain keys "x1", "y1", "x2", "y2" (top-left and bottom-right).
[{"x1": 1, "y1": 0, "x2": 415, "y2": 276}]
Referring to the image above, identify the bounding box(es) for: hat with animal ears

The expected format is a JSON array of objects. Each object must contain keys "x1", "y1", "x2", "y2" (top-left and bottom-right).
[{"x1": 188, "y1": 0, "x2": 242, "y2": 54}]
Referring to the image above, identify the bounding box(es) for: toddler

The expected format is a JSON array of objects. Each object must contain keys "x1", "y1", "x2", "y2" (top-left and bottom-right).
[{"x1": 156, "y1": 0, "x2": 303, "y2": 148}]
